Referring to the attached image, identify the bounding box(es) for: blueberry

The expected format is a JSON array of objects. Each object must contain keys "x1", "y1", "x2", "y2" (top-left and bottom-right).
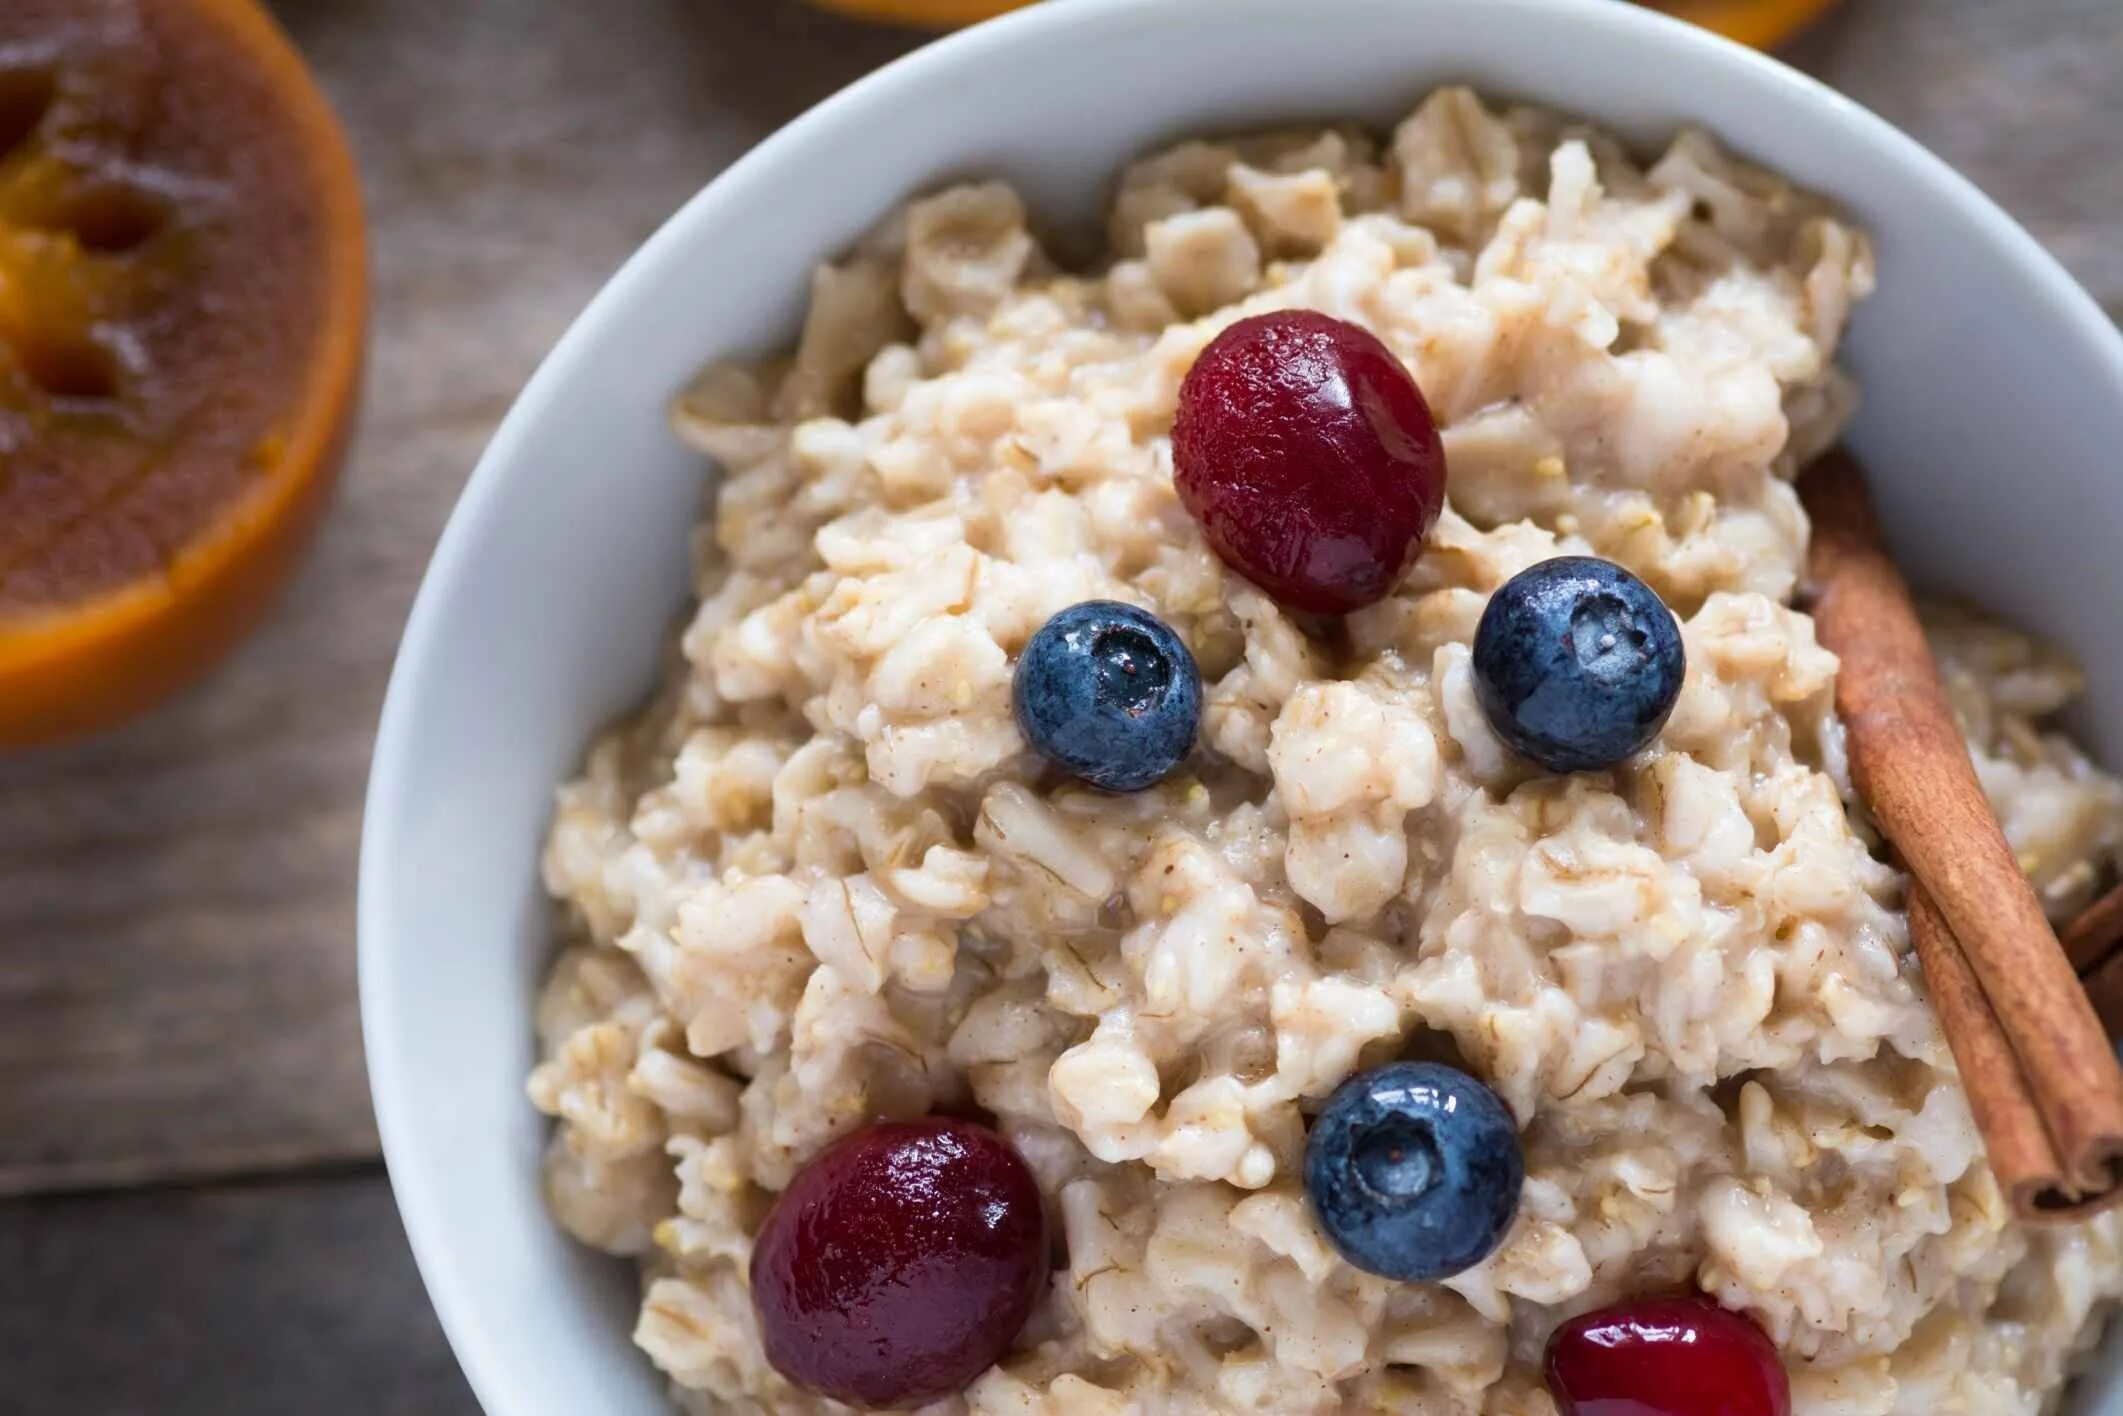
[
  {"x1": 1304, "y1": 1061, "x2": 1523, "y2": 1282},
  {"x1": 1012, "y1": 600, "x2": 1201, "y2": 792},
  {"x1": 1471, "y1": 556, "x2": 1684, "y2": 774}
]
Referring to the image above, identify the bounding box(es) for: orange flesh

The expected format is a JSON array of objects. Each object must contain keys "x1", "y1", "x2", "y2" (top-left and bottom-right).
[{"x1": 0, "y1": 0, "x2": 364, "y2": 745}]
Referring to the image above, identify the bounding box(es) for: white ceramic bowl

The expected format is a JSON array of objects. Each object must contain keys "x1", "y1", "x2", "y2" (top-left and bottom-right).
[{"x1": 359, "y1": 0, "x2": 2123, "y2": 1410}]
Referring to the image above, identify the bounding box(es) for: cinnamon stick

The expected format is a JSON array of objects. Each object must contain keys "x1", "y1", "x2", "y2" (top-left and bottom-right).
[
  {"x1": 1802, "y1": 450, "x2": 2123, "y2": 1219},
  {"x1": 2068, "y1": 883, "x2": 2123, "y2": 1038},
  {"x1": 2084, "y1": 953, "x2": 2123, "y2": 1045},
  {"x1": 2064, "y1": 881, "x2": 2123, "y2": 974}
]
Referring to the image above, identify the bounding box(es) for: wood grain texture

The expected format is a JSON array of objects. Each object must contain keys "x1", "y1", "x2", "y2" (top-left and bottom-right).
[
  {"x1": 0, "y1": 1168, "x2": 477, "y2": 1414},
  {"x1": 0, "y1": 0, "x2": 915, "y2": 1197},
  {"x1": 0, "y1": 0, "x2": 2112, "y2": 1203},
  {"x1": 1786, "y1": 0, "x2": 2123, "y2": 314}
]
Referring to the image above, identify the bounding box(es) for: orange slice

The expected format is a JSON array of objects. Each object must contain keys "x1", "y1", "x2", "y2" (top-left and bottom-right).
[
  {"x1": 1651, "y1": 0, "x2": 1840, "y2": 48},
  {"x1": 803, "y1": 0, "x2": 1031, "y2": 26},
  {"x1": 0, "y1": 0, "x2": 365, "y2": 746},
  {"x1": 807, "y1": 0, "x2": 1833, "y2": 47}
]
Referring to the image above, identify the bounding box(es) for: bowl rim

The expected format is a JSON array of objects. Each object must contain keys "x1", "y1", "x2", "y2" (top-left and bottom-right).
[{"x1": 357, "y1": 0, "x2": 2123, "y2": 1410}]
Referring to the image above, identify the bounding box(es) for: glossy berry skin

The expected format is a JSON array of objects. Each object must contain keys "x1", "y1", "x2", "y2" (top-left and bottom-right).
[
  {"x1": 1303, "y1": 1061, "x2": 1523, "y2": 1282},
  {"x1": 749, "y1": 1119, "x2": 1048, "y2": 1409},
  {"x1": 1471, "y1": 556, "x2": 1685, "y2": 774},
  {"x1": 1173, "y1": 309, "x2": 1446, "y2": 615},
  {"x1": 1013, "y1": 600, "x2": 1201, "y2": 792},
  {"x1": 1545, "y1": 1294, "x2": 1790, "y2": 1416}
]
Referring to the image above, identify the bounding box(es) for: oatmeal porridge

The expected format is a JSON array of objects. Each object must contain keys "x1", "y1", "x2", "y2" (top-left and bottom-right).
[{"x1": 527, "y1": 87, "x2": 2123, "y2": 1414}]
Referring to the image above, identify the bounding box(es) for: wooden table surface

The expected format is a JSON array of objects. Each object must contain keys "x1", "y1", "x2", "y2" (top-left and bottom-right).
[{"x1": 1, "y1": 0, "x2": 2115, "y2": 1409}]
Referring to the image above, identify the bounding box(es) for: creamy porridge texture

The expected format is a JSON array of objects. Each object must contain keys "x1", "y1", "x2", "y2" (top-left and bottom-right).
[{"x1": 527, "y1": 88, "x2": 2123, "y2": 1414}]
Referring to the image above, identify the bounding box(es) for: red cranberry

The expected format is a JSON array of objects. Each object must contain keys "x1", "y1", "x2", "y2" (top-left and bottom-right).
[
  {"x1": 1173, "y1": 309, "x2": 1446, "y2": 615},
  {"x1": 750, "y1": 1119, "x2": 1048, "y2": 1408},
  {"x1": 1546, "y1": 1294, "x2": 1789, "y2": 1416}
]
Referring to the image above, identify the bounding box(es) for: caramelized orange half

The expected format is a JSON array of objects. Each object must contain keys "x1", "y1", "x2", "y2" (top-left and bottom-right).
[{"x1": 0, "y1": 0, "x2": 365, "y2": 745}]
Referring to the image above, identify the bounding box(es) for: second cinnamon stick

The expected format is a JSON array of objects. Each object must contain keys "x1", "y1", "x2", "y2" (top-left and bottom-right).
[
  {"x1": 2064, "y1": 882, "x2": 2123, "y2": 975},
  {"x1": 1907, "y1": 884, "x2": 2074, "y2": 1212},
  {"x1": 2069, "y1": 883, "x2": 2123, "y2": 1040}
]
